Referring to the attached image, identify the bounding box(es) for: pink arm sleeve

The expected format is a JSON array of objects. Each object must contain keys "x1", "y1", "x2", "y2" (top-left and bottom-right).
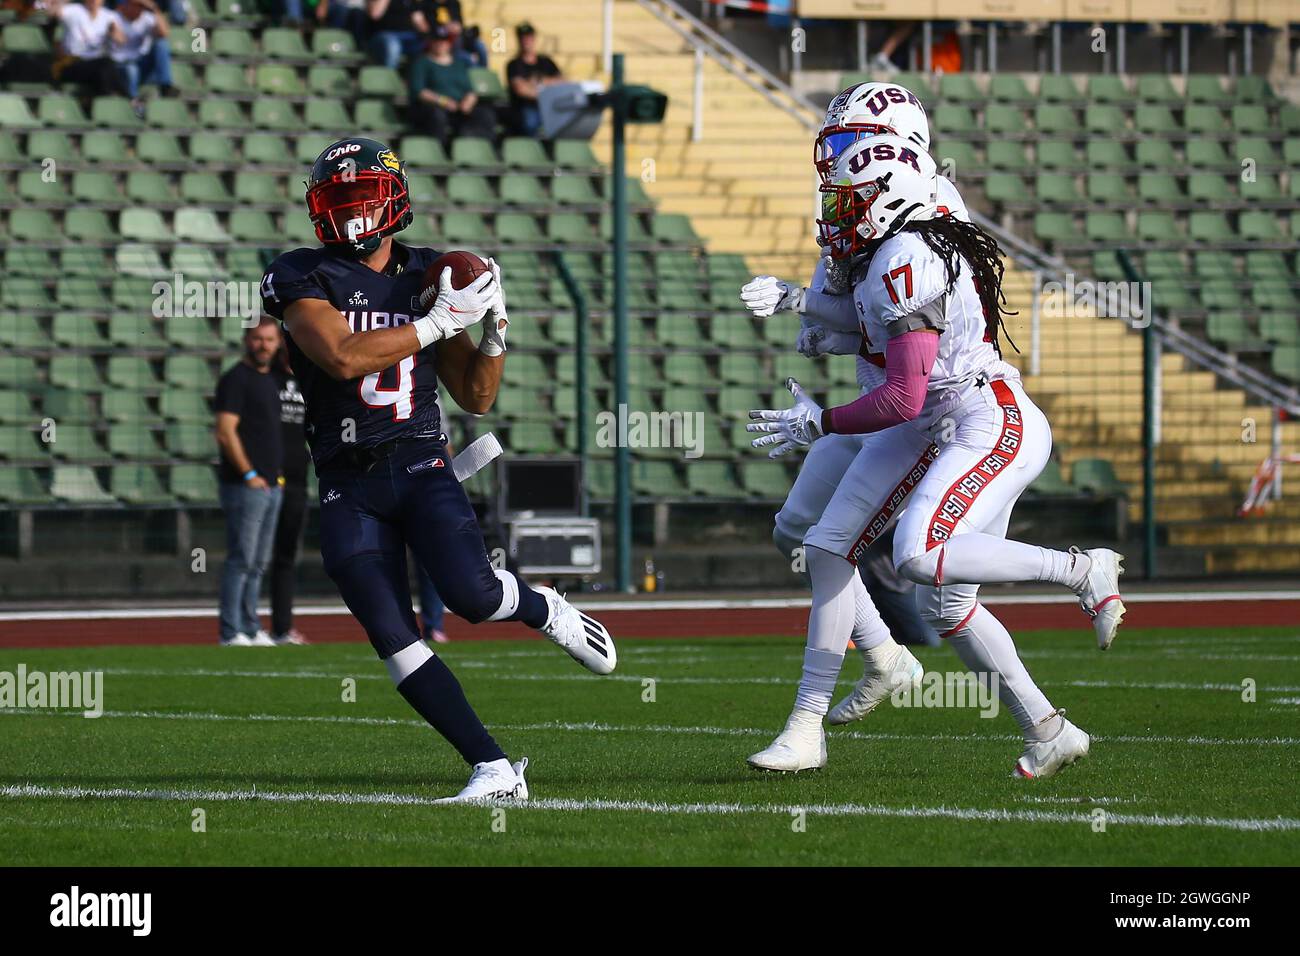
[{"x1": 822, "y1": 330, "x2": 939, "y2": 435}]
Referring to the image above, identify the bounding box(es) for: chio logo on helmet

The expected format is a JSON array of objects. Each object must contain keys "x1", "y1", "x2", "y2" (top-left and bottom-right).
[{"x1": 325, "y1": 143, "x2": 362, "y2": 161}]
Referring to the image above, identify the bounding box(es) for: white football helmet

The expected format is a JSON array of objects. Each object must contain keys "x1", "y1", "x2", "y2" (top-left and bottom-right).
[
  {"x1": 817, "y1": 133, "x2": 938, "y2": 261},
  {"x1": 815, "y1": 82, "x2": 932, "y2": 183}
]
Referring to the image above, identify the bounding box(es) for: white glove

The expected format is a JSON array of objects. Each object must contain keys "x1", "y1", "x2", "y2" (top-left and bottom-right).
[
  {"x1": 747, "y1": 378, "x2": 825, "y2": 458},
  {"x1": 412, "y1": 267, "x2": 497, "y2": 348},
  {"x1": 796, "y1": 323, "x2": 863, "y2": 358},
  {"x1": 478, "y1": 257, "x2": 508, "y2": 357},
  {"x1": 740, "y1": 275, "x2": 807, "y2": 318}
]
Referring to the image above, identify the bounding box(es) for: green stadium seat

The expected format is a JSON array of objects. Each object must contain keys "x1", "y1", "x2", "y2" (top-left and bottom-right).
[
  {"x1": 1087, "y1": 211, "x2": 1130, "y2": 243},
  {"x1": 0, "y1": 357, "x2": 40, "y2": 393},
  {"x1": 450, "y1": 137, "x2": 497, "y2": 169},
  {"x1": 358, "y1": 65, "x2": 403, "y2": 97},
  {"x1": 1185, "y1": 139, "x2": 1231, "y2": 168},
  {"x1": 170, "y1": 464, "x2": 218, "y2": 503},
  {"x1": 1184, "y1": 75, "x2": 1226, "y2": 103},
  {"x1": 3, "y1": 23, "x2": 49, "y2": 53},
  {"x1": 1029, "y1": 458, "x2": 1076, "y2": 495},
  {"x1": 0, "y1": 467, "x2": 50, "y2": 504},
  {"x1": 1033, "y1": 211, "x2": 1075, "y2": 245},
  {"x1": 933, "y1": 104, "x2": 976, "y2": 134},
  {"x1": 1238, "y1": 211, "x2": 1282, "y2": 241},
  {"x1": 985, "y1": 140, "x2": 1030, "y2": 170},
  {"x1": 243, "y1": 132, "x2": 289, "y2": 164},
  {"x1": 1136, "y1": 210, "x2": 1179, "y2": 240},
  {"x1": 111, "y1": 465, "x2": 172, "y2": 504},
  {"x1": 1038, "y1": 172, "x2": 1082, "y2": 204},
  {"x1": 1230, "y1": 104, "x2": 1271, "y2": 135},
  {"x1": 211, "y1": 28, "x2": 256, "y2": 57},
  {"x1": 308, "y1": 65, "x2": 353, "y2": 97},
  {"x1": 495, "y1": 212, "x2": 543, "y2": 244},
  {"x1": 547, "y1": 212, "x2": 596, "y2": 244},
  {"x1": 1183, "y1": 105, "x2": 1227, "y2": 135},
  {"x1": 71, "y1": 171, "x2": 120, "y2": 203},
  {"x1": 1, "y1": 314, "x2": 49, "y2": 346},
  {"x1": 107, "y1": 356, "x2": 162, "y2": 390},
  {"x1": 1240, "y1": 174, "x2": 1282, "y2": 202},
  {"x1": 24, "y1": 130, "x2": 74, "y2": 163},
  {"x1": 937, "y1": 73, "x2": 981, "y2": 102},
  {"x1": 400, "y1": 136, "x2": 450, "y2": 167},
  {"x1": 63, "y1": 208, "x2": 115, "y2": 241},
  {"x1": 90, "y1": 96, "x2": 143, "y2": 128},
  {"x1": 988, "y1": 75, "x2": 1032, "y2": 102},
  {"x1": 232, "y1": 171, "x2": 284, "y2": 203},
  {"x1": 256, "y1": 63, "x2": 305, "y2": 96},
  {"x1": 197, "y1": 99, "x2": 246, "y2": 129},
  {"x1": 1071, "y1": 458, "x2": 1127, "y2": 495},
  {"x1": 1269, "y1": 346, "x2": 1300, "y2": 383},
  {"x1": 145, "y1": 98, "x2": 192, "y2": 128},
  {"x1": 468, "y1": 67, "x2": 505, "y2": 99},
  {"x1": 1260, "y1": 313, "x2": 1300, "y2": 344},
  {"x1": 102, "y1": 392, "x2": 153, "y2": 422},
  {"x1": 1082, "y1": 139, "x2": 1128, "y2": 170},
  {"x1": 43, "y1": 389, "x2": 95, "y2": 422},
  {"x1": 1244, "y1": 250, "x2": 1290, "y2": 279},
  {"x1": 1136, "y1": 75, "x2": 1180, "y2": 104},
  {"x1": 1134, "y1": 139, "x2": 1177, "y2": 168},
  {"x1": 651, "y1": 213, "x2": 697, "y2": 243},
  {"x1": 354, "y1": 99, "x2": 401, "y2": 129},
  {"x1": 1084, "y1": 104, "x2": 1128, "y2": 134},
  {"x1": 1235, "y1": 135, "x2": 1280, "y2": 166},
  {"x1": 0, "y1": 427, "x2": 40, "y2": 460},
  {"x1": 0, "y1": 93, "x2": 39, "y2": 128},
  {"x1": 107, "y1": 421, "x2": 161, "y2": 459},
  {"x1": 38, "y1": 93, "x2": 90, "y2": 127},
  {"x1": 552, "y1": 175, "x2": 601, "y2": 205},
  {"x1": 1186, "y1": 173, "x2": 1233, "y2": 202},
  {"x1": 1186, "y1": 212, "x2": 1233, "y2": 242},
  {"x1": 1085, "y1": 74, "x2": 1131, "y2": 104},
  {"x1": 48, "y1": 424, "x2": 106, "y2": 461},
  {"x1": 202, "y1": 62, "x2": 252, "y2": 94},
  {"x1": 312, "y1": 28, "x2": 357, "y2": 58},
  {"x1": 179, "y1": 171, "x2": 226, "y2": 203},
  {"x1": 3, "y1": 248, "x2": 47, "y2": 277},
  {"x1": 120, "y1": 208, "x2": 172, "y2": 241},
  {"x1": 166, "y1": 423, "x2": 214, "y2": 459},
  {"x1": 62, "y1": 248, "x2": 110, "y2": 276},
  {"x1": 135, "y1": 131, "x2": 186, "y2": 163},
  {"x1": 984, "y1": 104, "x2": 1025, "y2": 134},
  {"x1": 446, "y1": 173, "x2": 495, "y2": 204},
  {"x1": 1, "y1": 278, "x2": 49, "y2": 312},
  {"x1": 56, "y1": 277, "x2": 105, "y2": 311},
  {"x1": 983, "y1": 173, "x2": 1024, "y2": 205},
  {"x1": 1233, "y1": 75, "x2": 1274, "y2": 103},
  {"x1": 440, "y1": 212, "x2": 492, "y2": 245},
  {"x1": 228, "y1": 209, "x2": 279, "y2": 244},
  {"x1": 50, "y1": 466, "x2": 115, "y2": 503},
  {"x1": 1037, "y1": 74, "x2": 1080, "y2": 102},
  {"x1": 164, "y1": 356, "x2": 213, "y2": 388},
  {"x1": 1133, "y1": 106, "x2": 1177, "y2": 134},
  {"x1": 1137, "y1": 173, "x2": 1181, "y2": 203},
  {"x1": 501, "y1": 137, "x2": 549, "y2": 168},
  {"x1": 553, "y1": 141, "x2": 600, "y2": 170},
  {"x1": 500, "y1": 174, "x2": 548, "y2": 207},
  {"x1": 252, "y1": 98, "x2": 299, "y2": 128}
]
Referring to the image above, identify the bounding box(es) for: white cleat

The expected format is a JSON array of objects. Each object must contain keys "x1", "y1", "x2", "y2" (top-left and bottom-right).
[
  {"x1": 747, "y1": 708, "x2": 827, "y2": 773},
  {"x1": 1014, "y1": 712, "x2": 1090, "y2": 779},
  {"x1": 827, "y1": 643, "x2": 924, "y2": 725},
  {"x1": 1072, "y1": 547, "x2": 1126, "y2": 650},
  {"x1": 536, "y1": 587, "x2": 617, "y2": 675},
  {"x1": 435, "y1": 757, "x2": 530, "y2": 804}
]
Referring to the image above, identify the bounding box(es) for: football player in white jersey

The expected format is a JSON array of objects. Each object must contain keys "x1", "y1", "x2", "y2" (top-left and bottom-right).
[
  {"x1": 744, "y1": 136, "x2": 1126, "y2": 779},
  {"x1": 739, "y1": 82, "x2": 976, "y2": 727}
]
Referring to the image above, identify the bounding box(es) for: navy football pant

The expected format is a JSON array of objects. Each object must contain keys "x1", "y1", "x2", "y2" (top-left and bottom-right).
[{"x1": 317, "y1": 439, "x2": 544, "y2": 659}]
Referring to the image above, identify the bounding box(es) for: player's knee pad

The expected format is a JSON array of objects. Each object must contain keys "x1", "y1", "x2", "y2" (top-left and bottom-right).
[
  {"x1": 914, "y1": 585, "x2": 977, "y2": 638},
  {"x1": 440, "y1": 566, "x2": 515, "y2": 625}
]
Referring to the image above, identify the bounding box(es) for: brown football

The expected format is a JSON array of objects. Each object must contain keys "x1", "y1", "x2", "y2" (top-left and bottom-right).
[{"x1": 418, "y1": 250, "x2": 489, "y2": 312}]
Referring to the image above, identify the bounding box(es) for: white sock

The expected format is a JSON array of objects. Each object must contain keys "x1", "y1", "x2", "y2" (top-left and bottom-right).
[
  {"x1": 794, "y1": 546, "x2": 858, "y2": 715},
  {"x1": 902, "y1": 534, "x2": 1091, "y2": 590},
  {"x1": 850, "y1": 572, "x2": 892, "y2": 652},
  {"x1": 944, "y1": 603, "x2": 1060, "y2": 741}
]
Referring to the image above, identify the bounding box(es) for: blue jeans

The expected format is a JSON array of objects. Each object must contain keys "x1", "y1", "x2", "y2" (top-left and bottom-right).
[
  {"x1": 369, "y1": 30, "x2": 422, "y2": 70},
  {"x1": 219, "y1": 483, "x2": 283, "y2": 640},
  {"x1": 117, "y1": 40, "x2": 173, "y2": 98}
]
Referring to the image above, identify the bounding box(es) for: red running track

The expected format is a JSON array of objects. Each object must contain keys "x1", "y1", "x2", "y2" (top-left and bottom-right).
[{"x1": 0, "y1": 597, "x2": 1296, "y2": 648}]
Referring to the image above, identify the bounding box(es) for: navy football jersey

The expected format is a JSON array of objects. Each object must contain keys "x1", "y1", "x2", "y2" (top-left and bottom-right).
[{"x1": 260, "y1": 242, "x2": 445, "y2": 467}]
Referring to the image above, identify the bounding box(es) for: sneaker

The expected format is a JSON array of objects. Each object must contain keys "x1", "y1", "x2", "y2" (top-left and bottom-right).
[
  {"x1": 747, "y1": 708, "x2": 827, "y2": 773},
  {"x1": 435, "y1": 757, "x2": 530, "y2": 804},
  {"x1": 273, "y1": 629, "x2": 309, "y2": 646},
  {"x1": 248, "y1": 630, "x2": 277, "y2": 647},
  {"x1": 1072, "y1": 547, "x2": 1126, "y2": 650},
  {"x1": 220, "y1": 633, "x2": 254, "y2": 647},
  {"x1": 1014, "y1": 712, "x2": 1090, "y2": 779},
  {"x1": 535, "y1": 586, "x2": 616, "y2": 675},
  {"x1": 871, "y1": 51, "x2": 898, "y2": 76}
]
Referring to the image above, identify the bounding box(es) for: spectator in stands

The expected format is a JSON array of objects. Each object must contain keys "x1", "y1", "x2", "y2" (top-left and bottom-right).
[
  {"x1": 446, "y1": 19, "x2": 487, "y2": 67},
  {"x1": 267, "y1": 341, "x2": 310, "y2": 647},
  {"x1": 505, "y1": 22, "x2": 561, "y2": 137},
  {"x1": 46, "y1": 0, "x2": 129, "y2": 97},
  {"x1": 214, "y1": 317, "x2": 285, "y2": 648},
  {"x1": 869, "y1": 22, "x2": 915, "y2": 75},
  {"x1": 366, "y1": 0, "x2": 422, "y2": 70},
  {"x1": 317, "y1": 0, "x2": 367, "y2": 44},
  {"x1": 408, "y1": 24, "x2": 495, "y2": 142},
  {"x1": 109, "y1": 0, "x2": 176, "y2": 103}
]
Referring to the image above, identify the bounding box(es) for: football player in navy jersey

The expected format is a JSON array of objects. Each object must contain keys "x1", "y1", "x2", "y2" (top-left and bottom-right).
[{"x1": 261, "y1": 138, "x2": 616, "y2": 803}]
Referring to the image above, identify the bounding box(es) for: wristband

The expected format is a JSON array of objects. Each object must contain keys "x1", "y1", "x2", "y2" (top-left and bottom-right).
[
  {"x1": 412, "y1": 315, "x2": 438, "y2": 349},
  {"x1": 243, "y1": 470, "x2": 258, "y2": 482}
]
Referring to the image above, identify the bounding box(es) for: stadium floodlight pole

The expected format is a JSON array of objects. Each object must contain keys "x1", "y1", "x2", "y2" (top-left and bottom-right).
[
  {"x1": 553, "y1": 251, "x2": 589, "y2": 516},
  {"x1": 612, "y1": 52, "x2": 632, "y2": 592},
  {"x1": 1117, "y1": 249, "x2": 1157, "y2": 580}
]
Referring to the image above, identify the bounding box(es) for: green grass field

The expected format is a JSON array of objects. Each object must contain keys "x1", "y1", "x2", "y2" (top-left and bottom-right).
[{"x1": 1, "y1": 626, "x2": 1298, "y2": 866}]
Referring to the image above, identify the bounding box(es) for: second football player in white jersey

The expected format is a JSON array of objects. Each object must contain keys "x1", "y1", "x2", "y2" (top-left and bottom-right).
[{"x1": 745, "y1": 135, "x2": 1127, "y2": 779}]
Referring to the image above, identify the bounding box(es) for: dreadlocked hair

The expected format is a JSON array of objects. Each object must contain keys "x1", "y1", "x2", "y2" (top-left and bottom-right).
[{"x1": 900, "y1": 217, "x2": 1018, "y2": 358}]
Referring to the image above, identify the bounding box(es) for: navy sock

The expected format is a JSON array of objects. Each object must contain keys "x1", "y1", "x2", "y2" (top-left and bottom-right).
[
  {"x1": 512, "y1": 578, "x2": 550, "y2": 629},
  {"x1": 396, "y1": 656, "x2": 506, "y2": 766}
]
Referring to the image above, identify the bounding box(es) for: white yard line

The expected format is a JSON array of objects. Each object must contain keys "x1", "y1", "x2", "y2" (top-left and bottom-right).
[
  {"x1": 78, "y1": 666, "x2": 1300, "y2": 695},
  {"x1": 1, "y1": 782, "x2": 1296, "y2": 833},
  {"x1": 4, "y1": 708, "x2": 1297, "y2": 747},
  {"x1": 2, "y1": 589, "x2": 1299, "y2": 622}
]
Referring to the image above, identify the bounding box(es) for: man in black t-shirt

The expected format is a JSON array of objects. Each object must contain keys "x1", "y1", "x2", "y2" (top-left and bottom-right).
[
  {"x1": 504, "y1": 22, "x2": 560, "y2": 136},
  {"x1": 268, "y1": 343, "x2": 311, "y2": 646},
  {"x1": 366, "y1": 0, "x2": 422, "y2": 69},
  {"x1": 214, "y1": 317, "x2": 286, "y2": 647}
]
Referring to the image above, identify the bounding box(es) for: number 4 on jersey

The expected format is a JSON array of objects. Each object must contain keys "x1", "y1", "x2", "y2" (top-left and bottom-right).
[
  {"x1": 881, "y1": 263, "x2": 914, "y2": 306},
  {"x1": 361, "y1": 355, "x2": 416, "y2": 421}
]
